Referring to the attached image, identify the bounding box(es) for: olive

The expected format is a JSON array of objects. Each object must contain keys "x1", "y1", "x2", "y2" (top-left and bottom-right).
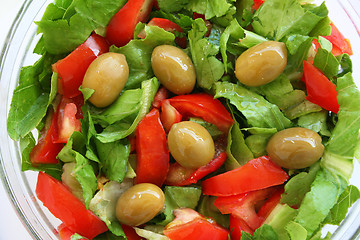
[
  {"x1": 266, "y1": 127, "x2": 324, "y2": 169},
  {"x1": 82, "y1": 52, "x2": 129, "y2": 108},
  {"x1": 115, "y1": 183, "x2": 165, "y2": 226},
  {"x1": 151, "y1": 45, "x2": 196, "y2": 95},
  {"x1": 168, "y1": 121, "x2": 215, "y2": 169},
  {"x1": 235, "y1": 41, "x2": 287, "y2": 87}
]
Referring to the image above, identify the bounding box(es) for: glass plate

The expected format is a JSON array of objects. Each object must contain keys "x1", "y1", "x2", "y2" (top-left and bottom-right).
[{"x1": 0, "y1": 0, "x2": 359, "y2": 239}]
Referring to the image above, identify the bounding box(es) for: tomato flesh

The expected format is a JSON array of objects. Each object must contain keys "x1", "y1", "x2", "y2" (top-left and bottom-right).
[
  {"x1": 36, "y1": 172, "x2": 108, "y2": 239},
  {"x1": 53, "y1": 34, "x2": 109, "y2": 98},
  {"x1": 168, "y1": 93, "x2": 234, "y2": 133},
  {"x1": 106, "y1": 0, "x2": 154, "y2": 47},
  {"x1": 160, "y1": 99, "x2": 182, "y2": 132},
  {"x1": 135, "y1": 108, "x2": 169, "y2": 187},
  {"x1": 229, "y1": 215, "x2": 254, "y2": 240},
  {"x1": 302, "y1": 60, "x2": 339, "y2": 113},
  {"x1": 202, "y1": 156, "x2": 288, "y2": 196}
]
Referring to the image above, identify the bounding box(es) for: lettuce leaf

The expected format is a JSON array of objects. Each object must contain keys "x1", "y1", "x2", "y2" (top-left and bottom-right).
[
  {"x1": 111, "y1": 24, "x2": 175, "y2": 90},
  {"x1": 36, "y1": 0, "x2": 127, "y2": 54},
  {"x1": 188, "y1": 19, "x2": 225, "y2": 90},
  {"x1": 252, "y1": 0, "x2": 328, "y2": 41},
  {"x1": 7, "y1": 55, "x2": 59, "y2": 141},
  {"x1": 215, "y1": 81, "x2": 292, "y2": 130},
  {"x1": 95, "y1": 78, "x2": 159, "y2": 143}
]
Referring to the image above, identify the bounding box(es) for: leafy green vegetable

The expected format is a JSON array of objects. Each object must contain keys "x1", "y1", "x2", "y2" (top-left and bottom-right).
[
  {"x1": 325, "y1": 185, "x2": 360, "y2": 225},
  {"x1": 36, "y1": 0, "x2": 126, "y2": 54},
  {"x1": 187, "y1": 0, "x2": 233, "y2": 19},
  {"x1": 215, "y1": 81, "x2": 292, "y2": 130},
  {"x1": 252, "y1": 0, "x2": 328, "y2": 41},
  {"x1": 7, "y1": 56, "x2": 59, "y2": 141},
  {"x1": 313, "y1": 37, "x2": 340, "y2": 79},
  {"x1": 241, "y1": 224, "x2": 279, "y2": 240},
  {"x1": 96, "y1": 78, "x2": 159, "y2": 143},
  {"x1": 197, "y1": 196, "x2": 229, "y2": 228},
  {"x1": 89, "y1": 180, "x2": 133, "y2": 237},
  {"x1": 155, "y1": 186, "x2": 202, "y2": 225},
  {"x1": 20, "y1": 133, "x2": 62, "y2": 180},
  {"x1": 111, "y1": 25, "x2": 174, "y2": 90},
  {"x1": 189, "y1": 18, "x2": 225, "y2": 90},
  {"x1": 226, "y1": 121, "x2": 254, "y2": 169},
  {"x1": 297, "y1": 111, "x2": 331, "y2": 137},
  {"x1": 95, "y1": 139, "x2": 131, "y2": 183}
]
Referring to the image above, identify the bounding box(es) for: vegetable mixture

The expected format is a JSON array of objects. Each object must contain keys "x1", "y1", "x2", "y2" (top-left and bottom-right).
[{"x1": 7, "y1": 0, "x2": 360, "y2": 239}]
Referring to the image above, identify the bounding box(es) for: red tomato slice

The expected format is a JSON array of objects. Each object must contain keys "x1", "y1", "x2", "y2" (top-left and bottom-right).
[
  {"x1": 36, "y1": 172, "x2": 108, "y2": 239},
  {"x1": 53, "y1": 34, "x2": 109, "y2": 98},
  {"x1": 165, "y1": 152, "x2": 227, "y2": 186},
  {"x1": 138, "y1": 18, "x2": 187, "y2": 48},
  {"x1": 257, "y1": 187, "x2": 284, "y2": 221},
  {"x1": 214, "y1": 187, "x2": 277, "y2": 230},
  {"x1": 324, "y1": 22, "x2": 353, "y2": 56},
  {"x1": 164, "y1": 208, "x2": 229, "y2": 240},
  {"x1": 229, "y1": 215, "x2": 254, "y2": 240},
  {"x1": 135, "y1": 108, "x2": 169, "y2": 187},
  {"x1": 202, "y1": 156, "x2": 288, "y2": 196},
  {"x1": 168, "y1": 93, "x2": 234, "y2": 133},
  {"x1": 152, "y1": 86, "x2": 170, "y2": 109},
  {"x1": 302, "y1": 60, "x2": 339, "y2": 113},
  {"x1": 160, "y1": 99, "x2": 182, "y2": 132},
  {"x1": 253, "y1": 0, "x2": 265, "y2": 11},
  {"x1": 53, "y1": 96, "x2": 83, "y2": 144},
  {"x1": 106, "y1": 0, "x2": 154, "y2": 47},
  {"x1": 58, "y1": 223, "x2": 87, "y2": 240},
  {"x1": 121, "y1": 224, "x2": 144, "y2": 240},
  {"x1": 30, "y1": 111, "x2": 64, "y2": 165}
]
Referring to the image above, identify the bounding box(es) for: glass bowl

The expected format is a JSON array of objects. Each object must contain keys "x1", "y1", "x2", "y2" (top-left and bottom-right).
[{"x1": 0, "y1": 0, "x2": 360, "y2": 239}]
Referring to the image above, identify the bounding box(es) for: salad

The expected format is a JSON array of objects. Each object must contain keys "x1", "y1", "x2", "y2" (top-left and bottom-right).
[{"x1": 6, "y1": 0, "x2": 360, "y2": 239}]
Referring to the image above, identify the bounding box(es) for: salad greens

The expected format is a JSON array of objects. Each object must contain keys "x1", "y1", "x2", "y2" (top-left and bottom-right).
[{"x1": 6, "y1": 0, "x2": 360, "y2": 239}]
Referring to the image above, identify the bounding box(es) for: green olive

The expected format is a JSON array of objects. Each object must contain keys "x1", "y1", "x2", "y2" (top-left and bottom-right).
[
  {"x1": 82, "y1": 52, "x2": 129, "y2": 108},
  {"x1": 235, "y1": 41, "x2": 287, "y2": 87},
  {"x1": 266, "y1": 127, "x2": 324, "y2": 169},
  {"x1": 151, "y1": 45, "x2": 196, "y2": 95},
  {"x1": 115, "y1": 183, "x2": 165, "y2": 226},
  {"x1": 168, "y1": 121, "x2": 215, "y2": 169}
]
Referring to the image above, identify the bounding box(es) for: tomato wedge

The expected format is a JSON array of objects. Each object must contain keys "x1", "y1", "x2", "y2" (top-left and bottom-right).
[
  {"x1": 58, "y1": 224, "x2": 87, "y2": 240},
  {"x1": 135, "y1": 108, "x2": 169, "y2": 187},
  {"x1": 167, "y1": 93, "x2": 234, "y2": 133},
  {"x1": 160, "y1": 99, "x2": 182, "y2": 132},
  {"x1": 202, "y1": 156, "x2": 288, "y2": 196},
  {"x1": 30, "y1": 111, "x2": 63, "y2": 165},
  {"x1": 53, "y1": 95, "x2": 83, "y2": 144},
  {"x1": 229, "y1": 215, "x2": 254, "y2": 240},
  {"x1": 106, "y1": 0, "x2": 154, "y2": 47},
  {"x1": 302, "y1": 60, "x2": 339, "y2": 113},
  {"x1": 152, "y1": 86, "x2": 170, "y2": 109},
  {"x1": 138, "y1": 18, "x2": 187, "y2": 48},
  {"x1": 164, "y1": 208, "x2": 229, "y2": 240},
  {"x1": 53, "y1": 34, "x2": 109, "y2": 98},
  {"x1": 36, "y1": 172, "x2": 108, "y2": 239},
  {"x1": 324, "y1": 22, "x2": 353, "y2": 56},
  {"x1": 257, "y1": 187, "x2": 284, "y2": 221},
  {"x1": 214, "y1": 187, "x2": 277, "y2": 230},
  {"x1": 165, "y1": 152, "x2": 227, "y2": 186},
  {"x1": 121, "y1": 224, "x2": 144, "y2": 240},
  {"x1": 253, "y1": 0, "x2": 265, "y2": 11}
]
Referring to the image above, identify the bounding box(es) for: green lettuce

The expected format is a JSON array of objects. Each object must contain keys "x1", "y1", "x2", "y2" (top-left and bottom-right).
[
  {"x1": 95, "y1": 78, "x2": 159, "y2": 143},
  {"x1": 215, "y1": 81, "x2": 292, "y2": 130},
  {"x1": 111, "y1": 24, "x2": 175, "y2": 90},
  {"x1": 188, "y1": 18, "x2": 225, "y2": 90},
  {"x1": 36, "y1": 0, "x2": 127, "y2": 54},
  {"x1": 7, "y1": 56, "x2": 59, "y2": 141}
]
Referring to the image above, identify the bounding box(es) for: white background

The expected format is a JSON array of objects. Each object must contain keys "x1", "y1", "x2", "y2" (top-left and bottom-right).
[{"x1": 0, "y1": 0, "x2": 33, "y2": 239}]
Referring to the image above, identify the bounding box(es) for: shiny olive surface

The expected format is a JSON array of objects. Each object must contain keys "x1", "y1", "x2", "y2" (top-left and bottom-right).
[
  {"x1": 168, "y1": 121, "x2": 215, "y2": 169},
  {"x1": 266, "y1": 127, "x2": 324, "y2": 169},
  {"x1": 235, "y1": 41, "x2": 287, "y2": 87},
  {"x1": 82, "y1": 52, "x2": 129, "y2": 108},
  {"x1": 115, "y1": 183, "x2": 165, "y2": 226},
  {"x1": 151, "y1": 45, "x2": 196, "y2": 95}
]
